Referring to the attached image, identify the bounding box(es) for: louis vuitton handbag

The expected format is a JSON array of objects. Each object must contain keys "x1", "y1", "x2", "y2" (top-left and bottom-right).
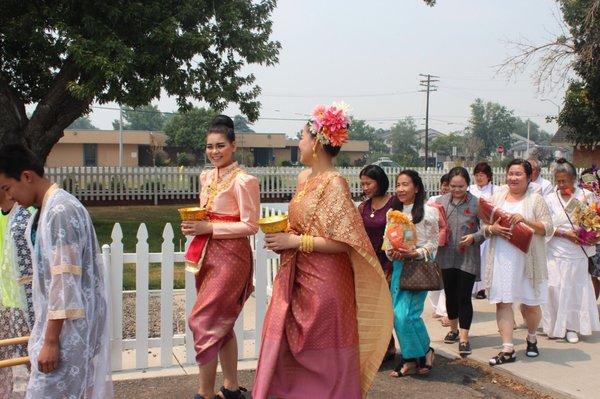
[{"x1": 399, "y1": 250, "x2": 444, "y2": 291}]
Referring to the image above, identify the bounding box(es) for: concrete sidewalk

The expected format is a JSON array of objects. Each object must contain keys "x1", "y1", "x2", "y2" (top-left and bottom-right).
[{"x1": 424, "y1": 295, "x2": 600, "y2": 399}]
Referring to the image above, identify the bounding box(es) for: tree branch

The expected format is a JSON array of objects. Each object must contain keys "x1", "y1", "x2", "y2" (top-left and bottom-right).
[
  {"x1": 24, "y1": 58, "x2": 92, "y2": 160},
  {"x1": 495, "y1": 37, "x2": 576, "y2": 93},
  {"x1": 0, "y1": 75, "x2": 28, "y2": 146}
]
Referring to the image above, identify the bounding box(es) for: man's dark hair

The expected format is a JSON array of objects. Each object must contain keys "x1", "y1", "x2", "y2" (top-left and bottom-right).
[{"x1": 0, "y1": 144, "x2": 45, "y2": 179}]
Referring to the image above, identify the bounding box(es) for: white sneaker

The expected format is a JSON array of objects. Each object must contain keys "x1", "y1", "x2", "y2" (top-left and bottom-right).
[{"x1": 566, "y1": 331, "x2": 579, "y2": 343}]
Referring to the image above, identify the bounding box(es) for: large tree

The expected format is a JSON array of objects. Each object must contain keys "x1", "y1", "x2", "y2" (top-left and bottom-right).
[
  {"x1": 68, "y1": 115, "x2": 98, "y2": 130},
  {"x1": 559, "y1": 1, "x2": 600, "y2": 147},
  {"x1": 389, "y1": 117, "x2": 421, "y2": 166},
  {"x1": 111, "y1": 104, "x2": 168, "y2": 131},
  {"x1": 233, "y1": 115, "x2": 255, "y2": 133},
  {"x1": 493, "y1": 0, "x2": 600, "y2": 147},
  {"x1": 348, "y1": 118, "x2": 388, "y2": 153},
  {"x1": 163, "y1": 107, "x2": 215, "y2": 151},
  {"x1": 0, "y1": 0, "x2": 280, "y2": 161},
  {"x1": 469, "y1": 99, "x2": 516, "y2": 157},
  {"x1": 430, "y1": 132, "x2": 465, "y2": 157}
]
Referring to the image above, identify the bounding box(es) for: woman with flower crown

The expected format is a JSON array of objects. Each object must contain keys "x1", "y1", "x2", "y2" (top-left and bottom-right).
[
  {"x1": 253, "y1": 103, "x2": 393, "y2": 399},
  {"x1": 181, "y1": 115, "x2": 260, "y2": 399}
]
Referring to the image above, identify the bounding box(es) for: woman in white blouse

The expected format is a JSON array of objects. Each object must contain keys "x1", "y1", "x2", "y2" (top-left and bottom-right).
[
  {"x1": 469, "y1": 161, "x2": 498, "y2": 299},
  {"x1": 542, "y1": 159, "x2": 600, "y2": 343},
  {"x1": 387, "y1": 170, "x2": 439, "y2": 377}
]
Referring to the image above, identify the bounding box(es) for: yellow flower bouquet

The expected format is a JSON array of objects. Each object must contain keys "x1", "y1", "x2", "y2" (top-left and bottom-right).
[
  {"x1": 573, "y1": 202, "x2": 600, "y2": 244},
  {"x1": 382, "y1": 210, "x2": 417, "y2": 251}
]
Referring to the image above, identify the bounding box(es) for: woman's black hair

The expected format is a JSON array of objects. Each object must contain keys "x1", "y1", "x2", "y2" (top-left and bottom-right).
[
  {"x1": 506, "y1": 158, "x2": 533, "y2": 178},
  {"x1": 473, "y1": 161, "x2": 493, "y2": 181},
  {"x1": 440, "y1": 173, "x2": 450, "y2": 185},
  {"x1": 207, "y1": 114, "x2": 236, "y2": 142},
  {"x1": 359, "y1": 165, "x2": 389, "y2": 196},
  {"x1": 447, "y1": 166, "x2": 471, "y2": 186},
  {"x1": 306, "y1": 122, "x2": 342, "y2": 157},
  {"x1": 391, "y1": 169, "x2": 426, "y2": 224}
]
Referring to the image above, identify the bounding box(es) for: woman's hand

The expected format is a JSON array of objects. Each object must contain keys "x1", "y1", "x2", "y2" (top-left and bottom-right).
[
  {"x1": 559, "y1": 229, "x2": 581, "y2": 245},
  {"x1": 388, "y1": 247, "x2": 419, "y2": 260},
  {"x1": 489, "y1": 217, "x2": 512, "y2": 240},
  {"x1": 507, "y1": 212, "x2": 525, "y2": 226},
  {"x1": 459, "y1": 234, "x2": 474, "y2": 248},
  {"x1": 181, "y1": 221, "x2": 213, "y2": 236},
  {"x1": 264, "y1": 233, "x2": 301, "y2": 252}
]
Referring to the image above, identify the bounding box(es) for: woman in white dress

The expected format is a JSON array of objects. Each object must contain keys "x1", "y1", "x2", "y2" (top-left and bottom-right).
[
  {"x1": 469, "y1": 162, "x2": 497, "y2": 299},
  {"x1": 542, "y1": 159, "x2": 600, "y2": 343},
  {"x1": 483, "y1": 159, "x2": 553, "y2": 366}
]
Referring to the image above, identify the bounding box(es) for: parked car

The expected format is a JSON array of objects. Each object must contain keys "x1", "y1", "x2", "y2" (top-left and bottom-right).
[{"x1": 371, "y1": 157, "x2": 401, "y2": 169}]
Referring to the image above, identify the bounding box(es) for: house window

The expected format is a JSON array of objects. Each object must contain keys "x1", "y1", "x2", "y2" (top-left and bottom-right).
[{"x1": 83, "y1": 144, "x2": 98, "y2": 166}]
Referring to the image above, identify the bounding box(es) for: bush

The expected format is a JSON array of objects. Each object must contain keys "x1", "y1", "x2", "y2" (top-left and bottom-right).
[
  {"x1": 86, "y1": 181, "x2": 103, "y2": 191},
  {"x1": 140, "y1": 180, "x2": 166, "y2": 191},
  {"x1": 176, "y1": 152, "x2": 196, "y2": 166},
  {"x1": 281, "y1": 160, "x2": 293, "y2": 167},
  {"x1": 61, "y1": 176, "x2": 79, "y2": 192},
  {"x1": 110, "y1": 177, "x2": 127, "y2": 191},
  {"x1": 154, "y1": 149, "x2": 170, "y2": 166}
]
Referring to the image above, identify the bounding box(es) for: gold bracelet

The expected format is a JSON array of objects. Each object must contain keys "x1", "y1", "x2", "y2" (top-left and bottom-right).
[{"x1": 300, "y1": 234, "x2": 314, "y2": 253}]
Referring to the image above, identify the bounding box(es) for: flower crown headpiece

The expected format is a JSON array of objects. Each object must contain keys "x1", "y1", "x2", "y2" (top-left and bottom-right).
[{"x1": 308, "y1": 102, "x2": 351, "y2": 147}]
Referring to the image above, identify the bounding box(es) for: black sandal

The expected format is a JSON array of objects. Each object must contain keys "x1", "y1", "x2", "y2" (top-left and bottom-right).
[
  {"x1": 489, "y1": 350, "x2": 516, "y2": 366},
  {"x1": 216, "y1": 386, "x2": 248, "y2": 399},
  {"x1": 390, "y1": 357, "x2": 417, "y2": 378},
  {"x1": 417, "y1": 347, "x2": 434, "y2": 375}
]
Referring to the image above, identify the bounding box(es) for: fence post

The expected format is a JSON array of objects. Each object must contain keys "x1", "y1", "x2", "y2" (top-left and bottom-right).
[
  {"x1": 109, "y1": 223, "x2": 124, "y2": 371},
  {"x1": 160, "y1": 223, "x2": 175, "y2": 368},
  {"x1": 135, "y1": 224, "x2": 150, "y2": 369}
]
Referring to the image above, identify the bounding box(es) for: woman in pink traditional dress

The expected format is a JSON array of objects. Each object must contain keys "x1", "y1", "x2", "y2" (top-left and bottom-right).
[
  {"x1": 253, "y1": 103, "x2": 393, "y2": 399},
  {"x1": 182, "y1": 115, "x2": 260, "y2": 399}
]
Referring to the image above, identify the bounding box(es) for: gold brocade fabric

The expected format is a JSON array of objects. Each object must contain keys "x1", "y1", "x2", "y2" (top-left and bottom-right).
[{"x1": 284, "y1": 171, "x2": 393, "y2": 397}]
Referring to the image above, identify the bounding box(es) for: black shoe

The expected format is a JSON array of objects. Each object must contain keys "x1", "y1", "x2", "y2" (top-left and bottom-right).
[
  {"x1": 489, "y1": 350, "x2": 516, "y2": 366},
  {"x1": 217, "y1": 386, "x2": 247, "y2": 399},
  {"x1": 475, "y1": 290, "x2": 487, "y2": 299},
  {"x1": 525, "y1": 339, "x2": 539, "y2": 357},
  {"x1": 459, "y1": 341, "x2": 472, "y2": 357},
  {"x1": 444, "y1": 331, "x2": 459, "y2": 343}
]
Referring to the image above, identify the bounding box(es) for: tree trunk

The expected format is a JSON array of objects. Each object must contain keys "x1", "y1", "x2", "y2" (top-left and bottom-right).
[{"x1": 0, "y1": 59, "x2": 91, "y2": 163}]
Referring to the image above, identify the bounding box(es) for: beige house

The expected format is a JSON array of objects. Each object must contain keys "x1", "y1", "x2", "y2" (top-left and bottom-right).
[
  {"x1": 47, "y1": 130, "x2": 369, "y2": 167},
  {"x1": 46, "y1": 130, "x2": 167, "y2": 167}
]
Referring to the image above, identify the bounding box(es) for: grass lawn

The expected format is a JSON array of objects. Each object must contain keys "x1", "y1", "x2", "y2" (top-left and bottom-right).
[
  {"x1": 89, "y1": 204, "x2": 191, "y2": 252},
  {"x1": 89, "y1": 204, "x2": 193, "y2": 290}
]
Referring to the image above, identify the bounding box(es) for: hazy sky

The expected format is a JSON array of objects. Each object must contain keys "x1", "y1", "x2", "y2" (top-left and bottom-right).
[{"x1": 88, "y1": 0, "x2": 571, "y2": 137}]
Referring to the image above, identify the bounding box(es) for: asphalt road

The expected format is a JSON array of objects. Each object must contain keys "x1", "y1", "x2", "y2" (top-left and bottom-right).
[{"x1": 114, "y1": 355, "x2": 560, "y2": 399}]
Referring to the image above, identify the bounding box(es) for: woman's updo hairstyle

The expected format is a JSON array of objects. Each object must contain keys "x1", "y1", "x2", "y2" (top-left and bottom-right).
[{"x1": 208, "y1": 115, "x2": 235, "y2": 143}]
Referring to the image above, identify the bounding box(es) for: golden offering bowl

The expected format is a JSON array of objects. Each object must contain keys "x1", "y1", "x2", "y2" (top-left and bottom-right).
[
  {"x1": 258, "y1": 214, "x2": 289, "y2": 234},
  {"x1": 178, "y1": 207, "x2": 207, "y2": 221}
]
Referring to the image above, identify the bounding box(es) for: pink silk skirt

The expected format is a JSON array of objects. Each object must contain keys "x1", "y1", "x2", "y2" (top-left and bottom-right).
[
  {"x1": 187, "y1": 237, "x2": 253, "y2": 365},
  {"x1": 252, "y1": 251, "x2": 361, "y2": 399}
]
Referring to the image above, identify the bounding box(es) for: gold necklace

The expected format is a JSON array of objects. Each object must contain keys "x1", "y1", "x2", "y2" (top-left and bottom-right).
[
  {"x1": 369, "y1": 195, "x2": 389, "y2": 218},
  {"x1": 204, "y1": 166, "x2": 241, "y2": 210},
  {"x1": 292, "y1": 171, "x2": 330, "y2": 203}
]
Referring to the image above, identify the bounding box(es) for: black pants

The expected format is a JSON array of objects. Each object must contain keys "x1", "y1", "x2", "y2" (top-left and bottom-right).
[{"x1": 442, "y1": 268, "x2": 476, "y2": 330}]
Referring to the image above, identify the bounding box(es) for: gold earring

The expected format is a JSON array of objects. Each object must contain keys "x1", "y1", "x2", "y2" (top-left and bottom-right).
[{"x1": 312, "y1": 144, "x2": 318, "y2": 159}]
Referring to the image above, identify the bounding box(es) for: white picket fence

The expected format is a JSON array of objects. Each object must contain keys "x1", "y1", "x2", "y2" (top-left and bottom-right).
[
  {"x1": 45, "y1": 166, "x2": 556, "y2": 204},
  {"x1": 102, "y1": 206, "x2": 286, "y2": 372}
]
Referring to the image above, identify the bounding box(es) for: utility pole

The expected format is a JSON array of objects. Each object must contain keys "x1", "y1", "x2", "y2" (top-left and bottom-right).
[
  {"x1": 526, "y1": 119, "x2": 530, "y2": 158},
  {"x1": 419, "y1": 74, "x2": 439, "y2": 170}
]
